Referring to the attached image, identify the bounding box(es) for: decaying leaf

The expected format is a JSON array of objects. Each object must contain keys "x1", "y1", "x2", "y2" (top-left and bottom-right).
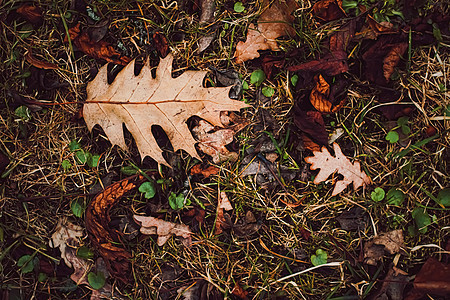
[
  {"x1": 371, "y1": 266, "x2": 409, "y2": 300},
  {"x1": 215, "y1": 191, "x2": 233, "y2": 235},
  {"x1": 310, "y1": 74, "x2": 332, "y2": 113},
  {"x1": 17, "y1": 4, "x2": 43, "y2": 26},
  {"x1": 234, "y1": 0, "x2": 298, "y2": 63},
  {"x1": 231, "y1": 282, "x2": 249, "y2": 300},
  {"x1": 134, "y1": 215, "x2": 192, "y2": 247},
  {"x1": 288, "y1": 48, "x2": 348, "y2": 76},
  {"x1": 293, "y1": 106, "x2": 328, "y2": 145},
  {"x1": 25, "y1": 49, "x2": 58, "y2": 70},
  {"x1": 305, "y1": 143, "x2": 371, "y2": 196},
  {"x1": 197, "y1": 0, "x2": 216, "y2": 53},
  {"x1": 64, "y1": 244, "x2": 91, "y2": 285},
  {"x1": 153, "y1": 32, "x2": 170, "y2": 58},
  {"x1": 362, "y1": 35, "x2": 408, "y2": 85},
  {"x1": 49, "y1": 218, "x2": 84, "y2": 268},
  {"x1": 85, "y1": 177, "x2": 139, "y2": 283},
  {"x1": 192, "y1": 120, "x2": 239, "y2": 163},
  {"x1": 83, "y1": 53, "x2": 249, "y2": 166},
  {"x1": 312, "y1": 0, "x2": 345, "y2": 22},
  {"x1": 404, "y1": 257, "x2": 450, "y2": 299},
  {"x1": 67, "y1": 23, "x2": 131, "y2": 65},
  {"x1": 364, "y1": 230, "x2": 405, "y2": 265}
]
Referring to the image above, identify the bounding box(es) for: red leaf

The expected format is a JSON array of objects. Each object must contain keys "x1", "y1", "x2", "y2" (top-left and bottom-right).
[
  {"x1": 288, "y1": 50, "x2": 348, "y2": 76},
  {"x1": 293, "y1": 106, "x2": 328, "y2": 145}
]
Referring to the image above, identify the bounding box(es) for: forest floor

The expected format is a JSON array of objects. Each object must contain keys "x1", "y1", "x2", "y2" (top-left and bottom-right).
[{"x1": 0, "y1": 0, "x2": 449, "y2": 299}]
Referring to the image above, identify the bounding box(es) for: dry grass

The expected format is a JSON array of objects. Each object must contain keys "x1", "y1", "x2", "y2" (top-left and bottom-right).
[{"x1": 0, "y1": 0, "x2": 449, "y2": 299}]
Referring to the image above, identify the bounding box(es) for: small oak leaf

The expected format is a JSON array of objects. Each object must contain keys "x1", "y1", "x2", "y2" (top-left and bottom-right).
[{"x1": 305, "y1": 143, "x2": 371, "y2": 196}]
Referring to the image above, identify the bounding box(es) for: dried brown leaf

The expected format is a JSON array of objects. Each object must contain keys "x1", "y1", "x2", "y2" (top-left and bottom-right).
[
  {"x1": 17, "y1": 4, "x2": 43, "y2": 25},
  {"x1": 312, "y1": 0, "x2": 345, "y2": 22},
  {"x1": 85, "y1": 177, "x2": 138, "y2": 283},
  {"x1": 67, "y1": 23, "x2": 131, "y2": 65},
  {"x1": 231, "y1": 282, "x2": 249, "y2": 300},
  {"x1": 83, "y1": 53, "x2": 249, "y2": 166},
  {"x1": 134, "y1": 215, "x2": 192, "y2": 247},
  {"x1": 293, "y1": 106, "x2": 328, "y2": 145},
  {"x1": 234, "y1": 0, "x2": 298, "y2": 63},
  {"x1": 305, "y1": 143, "x2": 371, "y2": 196},
  {"x1": 25, "y1": 50, "x2": 58, "y2": 70},
  {"x1": 190, "y1": 163, "x2": 220, "y2": 178},
  {"x1": 192, "y1": 120, "x2": 239, "y2": 163},
  {"x1": 215, "y1": 191, "x2": 233, "y2": 235},
  {"x1": 364, "y1": 230, "x2": 404, "y2": 265},
  {"x1": 49, "y1": 218, "x2": 83, "y2": 268},
  {"x1": 153, "y1": 32, "x2": 169, "y2": 58},
  {"x1": 310, "y1": 74, "x2": 332, "y2": 113},
  {"x1": 404, "y1": 257, "x2": 450, "y2": 299},
  {"x1": 288, "y1": 50, "x2": 348, "y2": 76}
]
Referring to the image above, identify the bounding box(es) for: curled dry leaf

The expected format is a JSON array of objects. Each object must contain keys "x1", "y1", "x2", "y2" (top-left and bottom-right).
[
  {"x1": 85, "y1": 177, "x2": 139, "y2": 283},
  {"x1": 215, "y1": 191, "x2": 233, "y2": 235},
  {"x1": 192, "y1": 120, "x2": 239, "y2": 163},
  {"x1": 134, "y1": 215, "x2": 192, "y2": 247},
  {"x1": 364, "y1": 230, "x2": 405, "y2": 265},
  {"x1": 49, "y1": 218, "x2": 84, "y2": 268},
  {"x1": 305, "y1": 143, "x2": 371, "y2": 196},
  {"x1": 67, "y1": 23, "x2": 131, "y2": 65},
  {"x1": 310, "y1": 74, "x2": 332, "y2": 113},
  {"x1": 83, "y1": 53, "x2": 249, "y2": 166},
  {"x1": 25, "y1": 50, "x2": 58, "y2": 70},
  {"x1": 234, "y1": 0, "x2": 298, "y2": 64},
  {"x1": 288, "y1": 49, "x2": 348, "y2": 76}
]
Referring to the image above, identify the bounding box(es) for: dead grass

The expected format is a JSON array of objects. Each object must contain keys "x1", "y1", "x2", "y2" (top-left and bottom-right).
[{"x1": 0, "y1": 0, "x2": 449, "y2": 299}]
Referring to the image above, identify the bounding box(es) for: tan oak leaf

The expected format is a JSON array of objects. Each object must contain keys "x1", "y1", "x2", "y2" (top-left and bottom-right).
[
  {"x1": 305, "y1": 143, "x2": 371, "y2": 196},
  {"x1": 83, "y1": 53, "x2": 249, "y2": 166},
  {"x1": 134, "y1": 215, "x2": 192, "y2": 247}
]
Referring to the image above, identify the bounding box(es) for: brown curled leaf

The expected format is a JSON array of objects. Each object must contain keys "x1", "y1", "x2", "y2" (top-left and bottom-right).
[
  {"x1": 310, "y1": 74, "x2": 332, "y2": 113},
  {"x1": 85, "y1": 176, "x2": 140, "y2": 283},
  {"x1": 25, "y1": 50, "x2": 58, "y2": 70}
]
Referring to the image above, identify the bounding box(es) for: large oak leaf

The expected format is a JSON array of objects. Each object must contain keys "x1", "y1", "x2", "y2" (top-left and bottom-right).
[{"x1": 83, "y1": 53, "x2": 249, "y2": 165}]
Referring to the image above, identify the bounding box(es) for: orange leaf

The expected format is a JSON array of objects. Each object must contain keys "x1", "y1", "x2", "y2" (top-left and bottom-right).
[
  {"x1": 310, "y1": 74, "x2": 332, "y2": 113},
  {"x1": 190, "y1": 164, "x2": 220, "y2": 178}
]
